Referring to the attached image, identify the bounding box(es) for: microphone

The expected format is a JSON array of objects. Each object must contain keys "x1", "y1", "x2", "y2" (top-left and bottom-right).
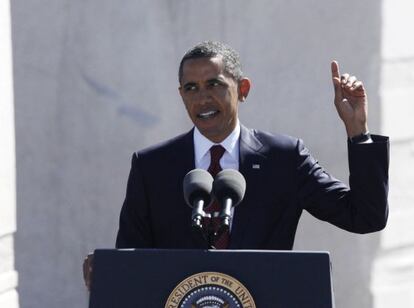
[
  {"x1": 183, "y1": 169, "x2": 214, "y2": 230},
  {"x1": 212, "y1": 169, "x2": 246, "y2": 231}
]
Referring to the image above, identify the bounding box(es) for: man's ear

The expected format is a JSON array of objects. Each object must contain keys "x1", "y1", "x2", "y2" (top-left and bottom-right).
[
  {"x1": 238, "y1": 78, "x2": 251, "y2": 102},
  {"x1": 178, "y1": 85, "x2": 184, "y2": 99}
]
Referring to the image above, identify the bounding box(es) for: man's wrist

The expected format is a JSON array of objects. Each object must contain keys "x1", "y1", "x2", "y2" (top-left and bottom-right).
[{"x1": 348, "y1": 131, "x2": 372, "y2": 144}]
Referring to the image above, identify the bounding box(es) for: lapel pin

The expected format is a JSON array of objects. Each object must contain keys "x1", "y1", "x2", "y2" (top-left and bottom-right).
[{"x1": 252, "y1": 164, "x2": 260, "y2": 169}]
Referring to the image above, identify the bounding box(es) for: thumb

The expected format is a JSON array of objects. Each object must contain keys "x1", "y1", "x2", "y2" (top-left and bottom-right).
[{"x1": 331, "y1": 60, "x2": 342, "y2": 103}]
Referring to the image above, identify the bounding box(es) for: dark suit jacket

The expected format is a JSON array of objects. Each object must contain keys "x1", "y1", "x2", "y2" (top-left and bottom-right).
[{"x1": 116, "y1": 125, "x2": 389, "y2": 250}]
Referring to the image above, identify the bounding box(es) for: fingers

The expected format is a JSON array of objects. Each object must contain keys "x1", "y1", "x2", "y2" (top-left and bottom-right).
[
  {"x1": 331, "y1": 61, "x2": 342, "y2": 103},
  {"x1": 341, "y1": 74, "x2": 365, "y2": 97},
  {"x1": 331, "y1": 60, "x2": 340, "y2": 80},
  {"x1": 331, "y1": 60, "x2": 367, "y2": 103},
  {"x1": 341, "y1": 74, "x2": 352, "y2": 85},
  {"x1": 332, "y1": 61, "x2": 363, "y2": 90},
  {"x1": 351, "y1": 81, "x2": 363, "y2": 91}
]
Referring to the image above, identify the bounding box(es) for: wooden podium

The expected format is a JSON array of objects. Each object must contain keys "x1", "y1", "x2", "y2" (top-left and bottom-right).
[{"x1": 89, "y1": 249, "x2": 335, "y2": 308}]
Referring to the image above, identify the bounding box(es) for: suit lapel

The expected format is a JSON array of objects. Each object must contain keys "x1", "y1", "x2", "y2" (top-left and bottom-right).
[
  {"x1": 229, "y1": 125, "x2": 266, "y2": 248},
  {"x1": 160, "y1": 129, "x2": 195, "y2": 221},
  {"x1": 171, "y1": 129, "x2": 211, "y2": 248},
  {"x1": 172, "y1": 128, "x2": 195, "y2": 175}
]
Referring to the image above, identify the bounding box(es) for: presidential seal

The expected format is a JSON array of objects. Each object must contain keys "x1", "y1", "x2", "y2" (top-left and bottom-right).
[{"x1": 165, "y1": 272, "x2": 256, "y2": 308}]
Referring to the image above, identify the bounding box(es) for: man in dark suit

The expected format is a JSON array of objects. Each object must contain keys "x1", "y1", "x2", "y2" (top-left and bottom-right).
[
  {"x1": 115, "y1": 41, "x2": 389, "y2": 250},
  {"x1": 84, "y1": 41, "x2": 388, "y2": 288}
]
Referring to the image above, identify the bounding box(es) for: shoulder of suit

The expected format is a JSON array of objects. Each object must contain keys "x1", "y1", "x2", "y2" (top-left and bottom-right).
[
  {"x1": 133, "y1": 129, "x2": 193, "y2": 158},
  {"x1": 248, "y1": 128, "x2": 301, "y2": 151},
  {"x1": 132, "y1": 127, "x2": 306, "y2": 159}
]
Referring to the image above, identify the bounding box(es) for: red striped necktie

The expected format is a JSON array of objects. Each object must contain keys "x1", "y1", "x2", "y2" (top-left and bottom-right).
[{"x1": 206, "y1": 145, "x2": 229, "y2": 249}]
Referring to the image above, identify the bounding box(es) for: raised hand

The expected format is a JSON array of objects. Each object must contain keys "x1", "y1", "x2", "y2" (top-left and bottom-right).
[{"x1": 331, "y1": 61, "x2": 369, "y2": 138}]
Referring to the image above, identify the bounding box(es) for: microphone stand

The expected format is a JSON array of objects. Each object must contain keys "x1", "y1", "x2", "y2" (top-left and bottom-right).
[
  {"x1": 190, "y1": 203, "x2": 214, "y2": 249},
  {"x1": 210, "y1": 197, "x2": 233, "y2": 249},
  {"x1": 191, "y1": 198, "x2": 205, "y2": 230},
  {"x1": 191, "y1": 212, "x2": 226, "y2": 249},
  {"x1": 191, "y1": 198, "x2": 234, "y2": 250},
  {"x1": 219, "y1": 197, "x2": 232, "y2": 232}
]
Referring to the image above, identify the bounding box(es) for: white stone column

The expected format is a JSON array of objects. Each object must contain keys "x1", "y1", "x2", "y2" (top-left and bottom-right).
[
  {"x1": 0, "y1": 1, "x2": 19, "y2": 307},
  {"x1": 371, "y1": 1, "x2": 414, "y2": 307}
]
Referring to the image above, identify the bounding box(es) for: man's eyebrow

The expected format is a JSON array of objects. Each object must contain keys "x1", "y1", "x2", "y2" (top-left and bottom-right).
[
  {"x1": 182, "y1": 81, "x2": 197, "y2": 88},
  {"x1": 207, "y1": 77, "x2": 225, "y2": 83}
]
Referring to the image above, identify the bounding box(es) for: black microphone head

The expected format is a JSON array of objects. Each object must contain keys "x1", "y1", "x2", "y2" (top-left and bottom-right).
[
  {"x1": 183, "y1": 169, "x2": 214, "y2": 207},
  {"x1": 213, "y1": 169, "x2": 246, "y2": 206}
]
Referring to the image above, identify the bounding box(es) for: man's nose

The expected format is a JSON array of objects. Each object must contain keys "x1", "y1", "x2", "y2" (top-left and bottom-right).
[{"x1": 195, "y1": 87, "x2": 211, "y2": 103}]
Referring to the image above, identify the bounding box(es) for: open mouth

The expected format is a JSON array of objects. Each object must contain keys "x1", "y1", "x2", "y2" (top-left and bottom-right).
[{"x1": 197, "y1": 110, "x2": 219, "y2": 119}]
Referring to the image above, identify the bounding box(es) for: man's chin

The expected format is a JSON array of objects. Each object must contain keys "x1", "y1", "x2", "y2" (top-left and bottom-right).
[{"x1": 196, "y1": 127, "x2": 229, "y2": 143}]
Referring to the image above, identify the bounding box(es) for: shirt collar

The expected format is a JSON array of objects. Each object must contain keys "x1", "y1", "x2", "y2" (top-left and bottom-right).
[{"x1": 193, "y1": 120, "x2": 240, "y2": 165}]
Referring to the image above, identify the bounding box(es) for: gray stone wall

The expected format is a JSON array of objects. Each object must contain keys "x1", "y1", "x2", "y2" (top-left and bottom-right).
[
  {"x1": 0, "y1": 1, "x2": 19, "y2": 307},
  {"x1": 371, "y1": 1, "x2": 414, "y2": 306},
  {"x1": 11, "y1": 1, "x2": 384, "y2": 307}
]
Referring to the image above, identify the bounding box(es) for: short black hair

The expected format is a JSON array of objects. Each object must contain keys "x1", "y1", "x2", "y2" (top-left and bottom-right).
[{"x1": 178, "y1": 41, "x2": 243, "y2": 83}]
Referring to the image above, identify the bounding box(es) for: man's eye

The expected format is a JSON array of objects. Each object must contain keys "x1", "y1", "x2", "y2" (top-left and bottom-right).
[
  {"x1": 184, "y1": 85, "x2": 197, "y2": 92},
  {"x1": 210, "y1": 81, "x2": 221, "y2": 87}
]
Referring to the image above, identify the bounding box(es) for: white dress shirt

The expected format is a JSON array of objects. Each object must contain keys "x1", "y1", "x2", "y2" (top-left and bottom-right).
[
  {"x1": 193, "y1": 120, "x2": 240, "y2": 171},
  {"x1": 193, "y1": 120, "x2": 240, "y2": 227}
]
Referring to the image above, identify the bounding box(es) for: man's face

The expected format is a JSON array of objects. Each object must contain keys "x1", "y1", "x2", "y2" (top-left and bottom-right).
[{"x1": 179, "y1": 56, "x2": 244, "y2": 143}]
